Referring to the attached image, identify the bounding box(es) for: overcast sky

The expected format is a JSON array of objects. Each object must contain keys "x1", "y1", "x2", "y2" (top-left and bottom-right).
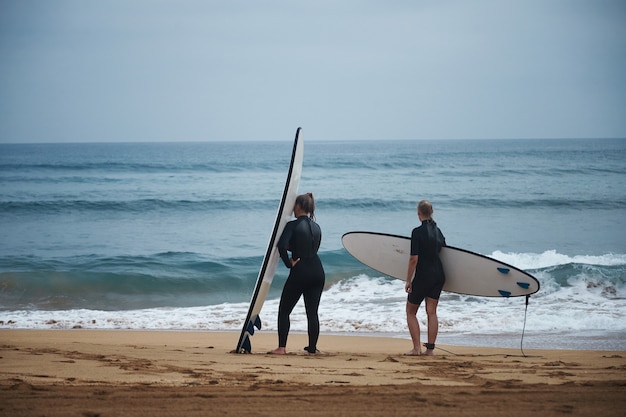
[{"x1": 1, "y1": 1, "x2": 624, "y2": 143}]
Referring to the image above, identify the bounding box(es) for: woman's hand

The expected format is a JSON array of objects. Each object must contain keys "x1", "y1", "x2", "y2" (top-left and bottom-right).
[
  {"x1": 290, "y1": 258, "x2": 301, "y2": 268},
  {"x1": 406, "y1": 255, "x2": 418, "y2": 293}
]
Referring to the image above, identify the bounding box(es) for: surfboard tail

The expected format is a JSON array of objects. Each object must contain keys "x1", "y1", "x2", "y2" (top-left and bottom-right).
[
  {"x1": 237, "y1": 316, "x2": 263, "y2": 353},
  {"x1": 240, "y1": 335, "x2": 252, "y2": 353}
]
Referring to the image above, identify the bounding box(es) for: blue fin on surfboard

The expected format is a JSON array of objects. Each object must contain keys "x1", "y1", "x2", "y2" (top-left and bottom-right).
[
  {"x1": 498, "y1": 290, "x2": 512, "y2": 297},
  {"x1": 497, "y1": 267, "x2": 510, "y2": 274},
  {"x1": 516, "y1": 282, "x2": 530, "y2": 289},
  {"x1": 246, "y1": 315, "x2": 262, "y2": 335},
  {"x1": 241, "y1": 336, "x2": 251, "y2": 353},
  {"x1": 246, "y1": 320, "x2": 256, "y2": 336}
]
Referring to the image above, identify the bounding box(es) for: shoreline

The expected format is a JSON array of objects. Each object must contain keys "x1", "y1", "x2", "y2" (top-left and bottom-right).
[
  {"x1": 1, "y1": 329, "x2": 625, "y2": 416},
  {"x1": 2, "y1": 327, "x2": 624, "y2": 351}
]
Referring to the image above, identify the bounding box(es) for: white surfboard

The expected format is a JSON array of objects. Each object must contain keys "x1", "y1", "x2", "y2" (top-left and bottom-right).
[
  {"x1": 236, "y1": 128, "x2": 304, "y2": 353},
  {"x1": 342, "y1": 231, "x2": 539, "y2": 297}
]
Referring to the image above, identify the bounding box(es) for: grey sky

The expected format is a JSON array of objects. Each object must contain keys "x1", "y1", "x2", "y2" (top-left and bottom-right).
[{"x1": 1, "y1": 0, "x2": 624, "y2": 142}]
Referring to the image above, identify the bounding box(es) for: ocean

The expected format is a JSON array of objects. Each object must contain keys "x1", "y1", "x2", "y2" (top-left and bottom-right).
[{"x1": 1, "y1": 137, "x2": 625, "y2": 351}]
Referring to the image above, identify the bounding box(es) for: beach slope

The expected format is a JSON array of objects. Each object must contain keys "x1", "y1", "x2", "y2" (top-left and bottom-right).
[{"x1": 1, "y1": 330, "x2": 624, "y2": 417}]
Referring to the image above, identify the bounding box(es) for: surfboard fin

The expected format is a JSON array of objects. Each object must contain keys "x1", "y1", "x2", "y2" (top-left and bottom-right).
[
  {"x1": 246, "y1": 315, "x2": 262, "y2": 336},
  {"x1": 246, "y1": 321, "x2": 256, "y2": 336},
  {"x1": 498, "y1": 290, "x2": 512, "y2": 297},
  {"x1": 516, "y1": 282, "x2": 530, "y2": 289},
  {"x1": 497, "y1": 267, "x2": 510, "y2": 274},
  {"x1": 241, "y1": 336, "x2": 252, "y2": 353}
]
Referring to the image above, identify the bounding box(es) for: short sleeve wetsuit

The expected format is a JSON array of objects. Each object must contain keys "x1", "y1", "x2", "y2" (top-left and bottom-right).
[
  {"x1": 408, "y1": 219, "x2": 446, "y2": 305},
  {"x1": 276, "y1": 215, "x2": 325, "y2": 353}
]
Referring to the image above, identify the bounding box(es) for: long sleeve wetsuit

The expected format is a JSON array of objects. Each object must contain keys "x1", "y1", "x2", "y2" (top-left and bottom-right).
[{"x1": 276, "y1": 216, "x2": 325, "y2": 352}]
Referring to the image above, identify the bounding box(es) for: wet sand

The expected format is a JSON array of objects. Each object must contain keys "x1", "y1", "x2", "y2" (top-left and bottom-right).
[{"x1": 1, "y1": 330, "x2": 625, "y2": 416}]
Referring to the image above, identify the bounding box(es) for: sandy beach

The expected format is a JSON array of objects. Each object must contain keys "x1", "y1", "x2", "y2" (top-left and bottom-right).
[{"x1": 1, "y1": 330, "x2": 625, "y2": 416}]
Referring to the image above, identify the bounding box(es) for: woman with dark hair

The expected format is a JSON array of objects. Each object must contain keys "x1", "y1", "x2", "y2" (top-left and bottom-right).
[
  {"x1": 405, "y1": 200, "x2": 446, "y2": 356},
  {"x1": 270, "y1": 193, "x2": 325, "y2": 355}
]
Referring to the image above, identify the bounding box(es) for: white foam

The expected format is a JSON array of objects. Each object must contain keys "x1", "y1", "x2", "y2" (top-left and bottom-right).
[
  {"x1": 2, "y1": 271, "x2": 625, "y2": 343},
  {"x1": 489, "y1": 250, "x2": 626, "y2": 269}
]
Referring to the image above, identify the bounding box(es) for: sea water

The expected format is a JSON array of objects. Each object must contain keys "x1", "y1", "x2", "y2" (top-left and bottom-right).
[{"x1": 1, "y1": 138, "x2": 625, "y2": 351}]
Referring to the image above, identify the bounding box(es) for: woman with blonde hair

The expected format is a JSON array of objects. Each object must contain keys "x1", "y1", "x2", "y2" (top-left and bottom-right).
[{"x1": 405, "y1": 200, "x2": 446, "y2": 356}]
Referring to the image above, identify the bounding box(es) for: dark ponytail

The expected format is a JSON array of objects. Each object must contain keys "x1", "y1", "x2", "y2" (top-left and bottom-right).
[{"x1": 295, "y1": 192, "x2": 315, "y2": 220}]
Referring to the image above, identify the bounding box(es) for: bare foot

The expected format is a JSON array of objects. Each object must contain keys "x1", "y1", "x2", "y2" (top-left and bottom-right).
[
  {"x1": 404, "y1": 349, "x2": 422, "y2": 356},
  {"x1": 268, "y1": 347, "x2": 286, "y2": 355},
  {"x1": 425, "y1": 349, "x2": 435, "y2": 356}
]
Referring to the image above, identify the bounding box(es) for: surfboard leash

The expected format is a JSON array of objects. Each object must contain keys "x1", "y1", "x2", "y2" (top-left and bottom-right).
[
  {"x1": 520, "y1": 295, "x2": 529, "y2": 356},
  {"x1": 520, "y1": 294, "x2": 530, "y2": 357},
  {"x1": 437, "y1": 295, "x2": 542, "y2": 359},
  {"x1": 518, "y1": 294, "x2": 542, "y2": 358}
]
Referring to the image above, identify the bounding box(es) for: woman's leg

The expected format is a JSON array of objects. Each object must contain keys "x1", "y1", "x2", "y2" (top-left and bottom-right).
[
  {"x1": 302, "y1": 282, "x2": 324, "y2": 353},
  {"x1": 424, "y1": 297, "x2": 439, "y2": 356},
  {"x1": 405, "y1": 301, "x2": 422, "y2": 355},
  {"x1": 275, "y1": 278, "x2": 302, "y2": 351}
]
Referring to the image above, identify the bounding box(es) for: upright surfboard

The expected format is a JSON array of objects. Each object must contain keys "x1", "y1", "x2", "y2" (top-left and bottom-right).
[
  {"x1": 235, "y1": 128, "x2": 304, "y2": 353},
  {"x1": 342, "y1": 231, "x2": 539, "y2": 297}
]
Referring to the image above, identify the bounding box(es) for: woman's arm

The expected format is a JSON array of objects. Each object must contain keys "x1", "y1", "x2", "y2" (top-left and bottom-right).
[
  {"x1": 405, "y1": 255, "x2": 418, "y2": 293},
  {"x1": 277, "y1": 223, "x2": 294, "y2": 268}
]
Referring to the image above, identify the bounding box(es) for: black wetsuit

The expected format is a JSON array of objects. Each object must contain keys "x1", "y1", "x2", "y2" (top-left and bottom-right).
[
  {"x1": 277, "y1": 215, "x2": 325, "y2": 353},
  {"x1": 408, "y1": 219, "x2": 446, "y2": 305}
]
